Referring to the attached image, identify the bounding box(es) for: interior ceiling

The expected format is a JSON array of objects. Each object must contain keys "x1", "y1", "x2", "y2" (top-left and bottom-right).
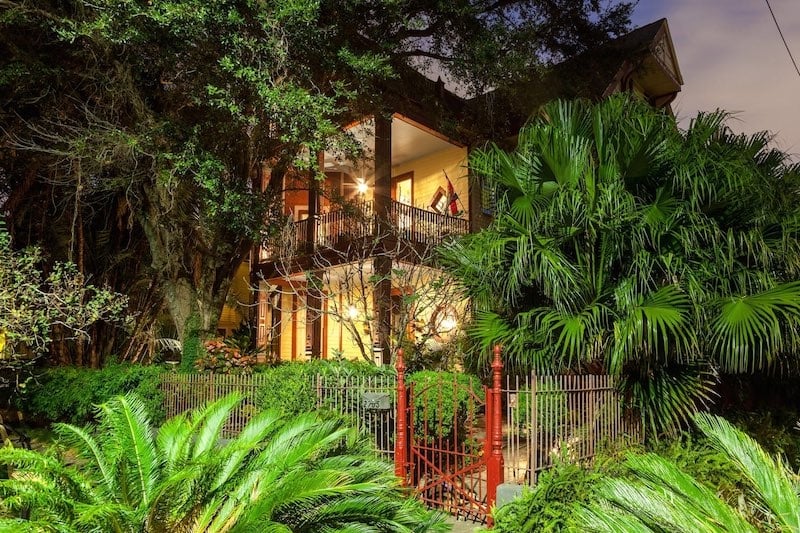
[{"x1": 323, "y1": 116, "x2": 456, "y2": 173}]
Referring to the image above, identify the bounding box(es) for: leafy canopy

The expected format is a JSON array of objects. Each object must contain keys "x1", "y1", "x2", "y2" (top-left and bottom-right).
[{"x1": 0, "y1": 0, "x2": 634, "y2": 343}]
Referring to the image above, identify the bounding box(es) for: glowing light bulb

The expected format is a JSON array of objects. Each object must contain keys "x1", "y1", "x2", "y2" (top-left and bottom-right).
[
  {"x1": 440, "y1": 316, "x2": 457, "y2": 332},
  {"x1": 347, "y1": 305, "x2": 360, "y2": 320},
  {"x1": 356, "y1": 180, "x2": 368, "y2": 195}
]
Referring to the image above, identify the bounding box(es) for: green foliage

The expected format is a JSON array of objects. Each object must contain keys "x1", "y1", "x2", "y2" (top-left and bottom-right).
[
  {"x1": 180, "y1": 312, "x2": 202, "y2": 372},
  {"x1": 724, "y1": 410, "x2": 800, "y2": 470},
  {"x1": 647, "y1": 432, "x2": 745, "y2": 507},
  {"x1": 577, "y1": 413, "x2": 800, "y2": 532},
  {"x1": 441, "y1": 95, "x2": 800, "y2": 437},
  {"x1": 254, "y1": 360, "x2": 391, "y2": 417},
  {"x1": 19, "y1": 364, "x2": 165, "y2": 426},
  {"x1": 0, "y1": 0, "x2": 634, "y2": 344},
  {"x1": 0, "y1": 393, "x2": 447, "y2": 532},
  {"x1": 406, "y1": 370, "x2": 484, "y2": 440},
  {"x1": 492, "y1": 459, "x2": 609, "y2": 532},
  {"x1": 0, "y1": 224, "x2": 127, "y2": 374}
]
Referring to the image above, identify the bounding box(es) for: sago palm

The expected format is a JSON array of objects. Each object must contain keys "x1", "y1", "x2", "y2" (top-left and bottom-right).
[
  {"x1": 0, "y1": 393, "x2": 447, "y2": 532},
  {"x1": 577, "y1": 413, "x2": 800, "y2": 532},
  {"x1": 440, "y1": 94, "x2": 800, "y2": 435}
]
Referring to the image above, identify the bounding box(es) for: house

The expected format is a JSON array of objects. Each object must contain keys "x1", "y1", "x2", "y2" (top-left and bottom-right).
[{"x1": 219, "y1": 18, "x2": 683, "y2": 364}]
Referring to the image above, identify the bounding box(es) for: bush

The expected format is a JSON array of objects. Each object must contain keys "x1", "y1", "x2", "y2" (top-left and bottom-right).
[
  {"x1": 195, "y1": 339, "x2": 258, "y2": 373},
  {"x1": 491, "y1": 458, "x2": 608, "y2": 532},
  {"x1": 492, "y1": 429, "x2": 748, "y2": 532},
  {"x1": 722, "y1": 409, "x2": 800, "y2": 470},
  {"x1": 254, "y1": 359, "x2": 391, "y2": 417},
  {"x1": 406, "y1": 370, "x2": 484, "y2": 441},
  {"x1": 647, "y1": 431, "x2": 747, "y2": 507},
  {"x1": 19, "y1": 363, "x2": 165, "y2": 425}
]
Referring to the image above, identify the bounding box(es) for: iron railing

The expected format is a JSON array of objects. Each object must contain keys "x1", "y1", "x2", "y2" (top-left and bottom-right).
[
  {"x1": 503, "y1": 373, "x2": 642, "y2": 485},
  {"x1": 159, "y1": 372, "x2": 396, "y2": 454},
  {"x1": 259, "y1": 199, "x2": 468, "y2": 260}
]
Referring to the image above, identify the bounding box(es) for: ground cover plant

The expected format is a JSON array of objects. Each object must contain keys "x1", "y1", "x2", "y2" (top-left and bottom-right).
[
  {"x1": 0, "y1": 393, "x2": 448, "y2": 532},
  {"x1": 441, "y1": 94, "x2": 800, "y2": 436}
]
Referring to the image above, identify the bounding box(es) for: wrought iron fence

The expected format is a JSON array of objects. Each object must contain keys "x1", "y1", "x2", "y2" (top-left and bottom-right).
[
  {"x1": 503, "y1": 373, "x2": 641, "y2": 485},
  {"x1": 315, "y1": 373, "x2": 397, "y2": 458},
  {"x1": 159, "y1": 372, "x2": 396, "y2": 452},
  {"x1": 160, "y1": 371, "x2": 638, "y2": 488},
  {"x1": 160, "y1": 373, "x2": 269, "y2": 439}
]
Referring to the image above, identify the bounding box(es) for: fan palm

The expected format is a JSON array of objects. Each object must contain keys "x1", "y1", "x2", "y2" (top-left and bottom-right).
[
  {"x1": 576, "y1": 413, "x2": 800, "y2": 532},
  {"x1": 440, "y1": 94, "x2": 800, "y2": 435},
  {"x1": 0, "y1": 393, "x2": 447, "y2": 532}
]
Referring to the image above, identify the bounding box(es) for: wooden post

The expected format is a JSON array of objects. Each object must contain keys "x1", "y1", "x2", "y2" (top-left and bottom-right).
[
  {"x1": 486, "y1": 345, "x2": 504, "y2": 524},
  {"x1": 373, "y1": 113, "x2": 392, "y2": 364},
  {"x1": 395, "y1": 348, "x2": 408, "y2": 481}
]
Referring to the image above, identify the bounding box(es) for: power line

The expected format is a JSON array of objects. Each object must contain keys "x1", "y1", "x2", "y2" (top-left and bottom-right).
[{"x1": 764, "y1": 0, "x2": 800, "y2": 78}]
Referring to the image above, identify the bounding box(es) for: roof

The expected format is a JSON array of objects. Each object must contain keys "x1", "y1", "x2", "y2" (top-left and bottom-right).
[
  {"x1": 375, "y1": 19, "x2": 684, "y2": 144},
  {"x1": 461, "y1": 18, "x2": 684, "y2": 140}
]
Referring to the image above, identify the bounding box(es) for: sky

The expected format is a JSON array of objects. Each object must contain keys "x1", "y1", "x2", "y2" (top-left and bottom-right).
[{"x1": 631, "y1": 0, "x2": 800, "y2": 158}]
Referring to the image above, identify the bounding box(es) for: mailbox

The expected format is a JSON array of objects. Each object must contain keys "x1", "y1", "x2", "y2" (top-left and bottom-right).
[{"x1": 362, "y1": 392, "x2": 391, "y2": 411}]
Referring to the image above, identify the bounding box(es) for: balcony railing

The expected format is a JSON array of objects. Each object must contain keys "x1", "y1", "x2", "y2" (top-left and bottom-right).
[{"x1": 260, "y1": 199, "x2": 468, "y2": 262}]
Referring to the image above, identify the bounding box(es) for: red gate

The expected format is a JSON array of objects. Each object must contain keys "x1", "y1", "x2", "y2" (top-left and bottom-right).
[{"x1": 395, "y1": 347, "x2": 504, "y2": 525}]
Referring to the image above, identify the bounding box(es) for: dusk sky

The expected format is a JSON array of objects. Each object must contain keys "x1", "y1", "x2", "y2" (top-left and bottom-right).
[{"x1": 632, "y1": 0, "x2": 800, "y2": 158}]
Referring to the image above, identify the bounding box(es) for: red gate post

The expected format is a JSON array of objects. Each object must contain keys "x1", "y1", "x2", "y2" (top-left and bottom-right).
[
  {"x1": 486, "y1": 345, "x2": 504, "y2": 524},
  {"x1": 395, "y1": 348, "x2": 408, "y2": 482}
]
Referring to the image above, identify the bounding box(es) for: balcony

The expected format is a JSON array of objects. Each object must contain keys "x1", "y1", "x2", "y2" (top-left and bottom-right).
[{"x1": 259, "y1": 199, "x2": 469, "y2": 263}]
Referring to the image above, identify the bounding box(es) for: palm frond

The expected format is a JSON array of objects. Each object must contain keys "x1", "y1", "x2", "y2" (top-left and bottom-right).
[
  {"x1": 710, "y1": 281, "x2": 800, "y2": 373},
  {"x1": 694, "y1": 413, "x2": 800, "y2": 530}
]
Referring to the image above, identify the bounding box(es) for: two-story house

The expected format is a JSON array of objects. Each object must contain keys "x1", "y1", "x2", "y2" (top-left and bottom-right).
[{"x1": 222, "y1": 18, "x2": 684, "y2": 364}]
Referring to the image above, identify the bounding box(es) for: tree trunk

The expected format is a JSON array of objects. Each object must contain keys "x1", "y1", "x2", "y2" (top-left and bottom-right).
[{"x1": 139, "y1": 202, "x2": 244, "y2": 369}]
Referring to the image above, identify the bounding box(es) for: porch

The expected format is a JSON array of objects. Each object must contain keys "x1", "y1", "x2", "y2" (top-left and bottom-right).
[{"x1": 259, "y1": 197, "x2": 469, "y2": 262}]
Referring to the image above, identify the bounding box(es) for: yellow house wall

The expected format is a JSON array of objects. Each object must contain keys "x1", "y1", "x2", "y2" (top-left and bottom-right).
[{"x1": 392, "y1": 145, "x2": 469, "y2": 216}]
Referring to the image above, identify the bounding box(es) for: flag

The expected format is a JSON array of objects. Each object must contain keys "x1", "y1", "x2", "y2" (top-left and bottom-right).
[{"x1": 445, "y1": 172, "x2": 459, "y2": 216}]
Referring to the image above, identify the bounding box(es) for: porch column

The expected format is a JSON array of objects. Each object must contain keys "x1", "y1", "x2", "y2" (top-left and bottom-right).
[
  {"x1": 306, "y1": 152, "x2": 322, "y2": 252},
  {"x1": 373, "y1": 113, "x2": 392, "y2": 364},
  {"x1": 307, "y1": 151, "x2": 324, "y2": 357}
]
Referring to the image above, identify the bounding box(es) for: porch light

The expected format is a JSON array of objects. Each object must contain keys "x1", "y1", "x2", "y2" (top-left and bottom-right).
[
  {"x1": 440, "y1": 315, "x2": 457, "y2": 333},
  {"x1": 347, "y1": 305, "x2": 360, "y2": 320},
  {"x1": 356, "y1": 179, "x2": 368, "y2": 195},
  {"x1": 372, "y1": 342, "x2": 383, "y2": 366}
]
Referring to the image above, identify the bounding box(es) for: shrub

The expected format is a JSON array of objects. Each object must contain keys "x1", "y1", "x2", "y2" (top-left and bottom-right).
[
  {"x1": 195, "y1": 339, "x2": 258, "y2": 373},
  {"x1": 406, "y1": 370, "x2": 484, "y2": 441},
  {"x1": 492, "y1": 427, "x2": 748, "y2": 532},
  {"x1": 19, "y1": 363, "x2": 165, "y2": 425},
  {"x1": 722, "y1": 409, "x2": 800, "y2": 470},
  {"x1": 647, "y1": 430, "x2": 747, "y2": 507},
  {"x1": 254, "y1": 359, "x2": 391, "y2": 417},
  {"x1": 491, "y1": 458, "x2": 608, "y2": 532},
  {"x1": 0, "y1": 393, "x2": 447, "y2": 532}
]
